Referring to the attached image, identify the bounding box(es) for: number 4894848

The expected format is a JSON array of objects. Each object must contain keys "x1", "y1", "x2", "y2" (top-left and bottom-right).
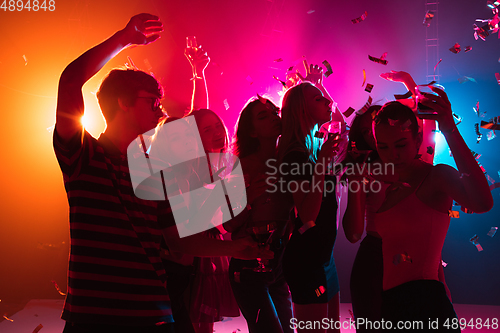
[{"x1": 1, "y1": 0, "x2": 55, "y2": 11}]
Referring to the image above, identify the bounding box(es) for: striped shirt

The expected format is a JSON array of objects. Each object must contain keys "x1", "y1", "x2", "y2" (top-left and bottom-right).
[{"x1": 53, "y1": 129, "x2": 174, "y2": 326}]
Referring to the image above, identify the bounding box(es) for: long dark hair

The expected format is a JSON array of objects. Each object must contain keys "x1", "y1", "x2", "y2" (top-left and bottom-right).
[{"x1": 232, "y1": 97, "x2": 280, "y2": 159}]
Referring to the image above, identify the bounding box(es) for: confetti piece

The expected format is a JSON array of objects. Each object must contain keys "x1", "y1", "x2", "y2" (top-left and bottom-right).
[
  {"x1": 473, "y1": 101, "x2": 485, "y2": 118},
  {"x1": 461, "y1": 206, "x2": 474, "y2": 214},
  {"x1": 464, "y1": 46, "x2": 472, "y2": 53},
  {"x1": 473, "y1": 23, "x2": 490, "y2": 41},
  {"x1": 343, "y1": 107, "x2": 355, "y2": 118},
  {"x1": 307, "y1": 9, "x2": 315, "y2": 14},
  {"x1": 32, "y1": 324, "x2": 43, "y2": 332},
  {"x1": 256, "y1": 308, "x2": 260, "y2": 322},
  {"x1": 246, "y1": 75, "x2": 253, "y2": 85},
  {"x1": 287, "y1": 65, "x2": 294, "y2": 72},
  {"x1": 487, "y1": 0, "x2": 500, "y2": 9},
  {"x1": 232, "y1": 330, "x2": 242, "y2": 333},
  {"x1": 426, "y1": 146, "x2": 434, "y2": 155},
  {"x1": 480, "y1": 117, "x2": 500, "y2": 130},
  {"x1": 475, "y1": 123, "x2": 483, "y2": 143},
  {"x1": 322, "y1": 60, "x2": 333, "y2": 78},
  {"x1": 393, "y1": 252, "x2": 412, "y2": 265},
  {"x1": 362, "y1": 69, "x2": 366, "y2": 87},
  {"x1": 470, "y1": 234, "x2": 483, "y2": 251},
  {"x1": 453, "y1": 113, "x2": 462, "y2": 126},
  {"x1": 487, "y1": 130, "x2": 496, "y2": 140},
  {"x1": 423, "y1": 10, "x2": 435, "y2": 27},
  {"x1": 441, "y1": 259, "x2": 448, "y2": 267},
  {"x1": 449, "y1": 210, "x2": 460, "y2": 218},
  {"x1": 394, "y1": 91, "x2": 413, "y2": 100},
  {"x1": 433, "y1": 59, "x2": 442, "y2": 80},
  {"x1": 487, "y1": 227, "x2": 498, "y2": 237},
  {"x1": 315, "y1": 285, "x2": 326, "y2": 297},
  {"x1": 3, "y1": 315, "x2": 13, "y2": 322},
  {"x1": 51, "y1": 280, "x2": 66, "y2": 296},
  {"x1": 356, "y1": 96, "x2": 373, "y2": 116},
  {"x1": 352, "y1": 11, "x2": 368, "y2": 24},
  {"x1": 490, "y1": 183, "x2": 500, "y2": 191},
  {"x1": 449, "y1": 43, "x2": 461, "y2": 54},
  {"x1": 223, "y1": 99, "x2": 229, "y2": 110},
  {"x1": 156, "y1": 321, "x2": 166, "y2": 326},
  {"x1": 368, "y1": 54, "x2": 388, "y2": 65},
  {"x1": 274, "y1": 58, "x2": 283, "y2": 62},
  {"x1": 23, "y1": 54, "x2": 27, "y2": 66},
  {"x1": 458, "y1": 76, "x2": 476, "y2": 84},
  {"x1": 495, "y1": 73, "x2": 500, "y2": 85},
  {"x1": 365, "y1": 83, "x2": 374, "y2": 93},
  {"x1": 487, "y1": 174, "x2": 495, "y2": 184}
]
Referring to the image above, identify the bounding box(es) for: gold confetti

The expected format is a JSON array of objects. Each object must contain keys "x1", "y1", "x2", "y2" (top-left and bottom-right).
[
  {"x1": 32, "y1": 324, "x2": 43, "y2": 333},
  {"x1": 3, "y1": 315, "x2": 14, "y2": 322},
  {"x1": 51, "y1": 280, "x2": 66, "y2": 296}
]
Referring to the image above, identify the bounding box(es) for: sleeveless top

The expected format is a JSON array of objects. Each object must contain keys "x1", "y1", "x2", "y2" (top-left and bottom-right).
[{"x1": 374, "y1": 166, "x2": 450, "y2": 291}]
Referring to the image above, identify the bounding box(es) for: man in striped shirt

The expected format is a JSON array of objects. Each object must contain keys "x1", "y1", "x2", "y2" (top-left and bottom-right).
[{"x1": 54, "y1": 13, "x2": 271, "y2": 333}]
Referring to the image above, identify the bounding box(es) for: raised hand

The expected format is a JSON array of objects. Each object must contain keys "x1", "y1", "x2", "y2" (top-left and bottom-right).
[
  {"x1": 317, "y1": 133, "x2": 341, "y2": 171},
  {"x1": 296, "y1": 60, "x2": 324, "y2": 85},
  {"x1": 416, "y1": 86, "x2": 455, "y2": 133},
  {"x1": 185, "y1": 45, "x2": 210, "y2": 73},
  {"x1": 122, "y1": 13, "x2": 163, "y2": 46}
]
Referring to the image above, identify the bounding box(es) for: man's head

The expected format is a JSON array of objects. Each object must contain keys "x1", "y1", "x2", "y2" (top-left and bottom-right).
[{"x1": 97, "y1": 68, "x2": 164, "y2": 129}]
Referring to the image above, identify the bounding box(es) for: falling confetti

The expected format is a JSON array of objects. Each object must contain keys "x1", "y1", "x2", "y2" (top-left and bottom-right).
[
  {"x1": 322, "y1": 60, "x2": 333, "y2": 77},
  {"x1": 481, "y1": 117, "x2": 500, "y2": 130},
  {"x1": 393, "y1": 252, "x2": 412, "y2": 265},
  {"x1": 448, "y1": 210, "x2": 460, "y2": 218},
  {"x1": 449, "y1": 43, "x2": 461, "y2": 54},
  {"x1": 458, "y1": 76, "x2": 476, "y2": 84},
  {"x1": 23, "y1": 54, "x2": 28, "y2": 66},
  {"x1": 487, "y1": 130, "x2": 496, "y2": 140},
  {"x1": 33, "y1": 324, "x2": 43, "y2": 333},
  {"x1": 470, "y1": 234, "x2": 483, "y2": 251},
  {"x1": 315, "y1": 285, "x2": 326, "y2": 297},
  {"x1": 464, "y1": 46, "x2": 472, "y2": 52},
  {"x1": 307, "y1": 9, "x2": 315, "y2": 14},
  {"x1": 423, "y1": 10, "x2": 435, "y2": 27},
  {"x1": 356, "y1": 96, "x2": 373, "y2": 116},
  {"x1": 461, "y1": 206, "x2": 474, "y2": 214},
  {"x1": 433, "y1": 59, "x2": 442, "y2": 81},
  {"x1": 352, "y1": 11, "x2": 368, "y2": 24},
  {"x1": 343, "y1": 107, "x2": 355, "y2": 118},
  {"x1": 487, "y1": 0, "x2": 500, "y2": 9},
  {"x1": 441, "y1": 259, "x2": 448, "y2": 267},
  {"x1": 365, "y1": 83, "x2": 374, "y2": 93},
  {"x1": 156, "y1": 321, "x2": 167, "y2": 326},
  {"x1": 362, "y1": 69, "x2": 366, "y2": 87},
  {"x1": 487, "y1": 174, "x2": 495, "y2": 184},
  {"x1": 475, "y1": 123, "x2": 483, "y2": 143},
  {"x1": 274, "y1": 58, "x2": 283, "y2": 62},
  {"x1": 51, "y1": 280, "x2": 67, "y2": 296},
  {"x1": 256, "y1": 308, "x2": 260, "y2": 322},
  {"x1": 473, "y1": 101, "x2": 485, "y2": 118},
  {"x1": 223, "y1": 99, "x2": 230, "y2": 110},
  {"x1": 368, "y1": 54, "x2": 388, "y2": 65},
  {"x1": 487, "y1": 227, "x2": 498, "y2": 237},
  {"x1": 473, "y1": 23, "x2": 490, "y2": 40}
]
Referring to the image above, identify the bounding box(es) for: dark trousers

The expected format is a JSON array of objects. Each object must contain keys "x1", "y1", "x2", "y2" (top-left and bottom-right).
[
  {"x1": 229, "y1": 257, "x2": 293, "y2": 333},
  {"x1": 350, "y1": 234, "x2": 383, "y2": 332},
  {"x1": 163, "y1": 259, "x2": 196, "y2": 333},
  {"x1": 63, "y1": 322, "x2": 175, "y2": 333},
  {"x1": 381, "y1": 280, "x2": 460, "y2": 333}
]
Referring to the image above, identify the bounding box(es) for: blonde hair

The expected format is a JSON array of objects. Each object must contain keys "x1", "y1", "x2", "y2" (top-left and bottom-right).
[{"x1": 278, "y1": 82, "x2": 322, "y2": 163}]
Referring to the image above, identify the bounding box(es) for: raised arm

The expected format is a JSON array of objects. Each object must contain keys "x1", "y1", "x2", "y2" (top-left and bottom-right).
[
  {"x1": 55, "y1": 13, "x2": 163, "y2": 143},
  {"x1": 419, "y1": 87, "x2": 493, "y2": 213},
  {"x1": 185, "y1": 44, "x2": 210, "y2": 115}
]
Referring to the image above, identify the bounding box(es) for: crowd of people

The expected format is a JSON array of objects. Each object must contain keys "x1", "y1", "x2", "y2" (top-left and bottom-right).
[{"x1": 53, "y1": 14, "x2": 494, "y2": 333}]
